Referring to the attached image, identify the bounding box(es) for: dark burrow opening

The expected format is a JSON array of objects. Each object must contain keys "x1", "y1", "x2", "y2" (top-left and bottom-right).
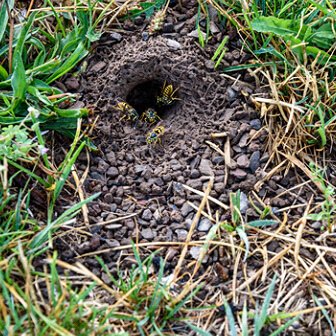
[{"x1": 126, "y1": 79, "x2": 180, "y2": 119}]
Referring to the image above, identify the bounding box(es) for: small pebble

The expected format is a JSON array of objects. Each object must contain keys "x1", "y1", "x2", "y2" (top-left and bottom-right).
[
  {"x1": 249, "y1": 151, "x2": 260, "y2": 173},
  {"x1": 237, "y1": 154, "x2": 250, "y2": 168},
  {"x1": 107, "y1": 166, "x2": 119, "y2": 177},
  {"x1": 163, "y1": 23, "x2": 174, "y2": 33},
  {"x1": 239, "y1": 192, "x2": 248, "y2": 214},
  {"x1": 231, "y1": 168, "x2": 247, "y2": 180},
  {"x1": 141, "y1": 228, "x2": 154, "y2": 240},
  {"x1": 198, "y1": 218, "x2": 212, "y2": 232},
  {"x1": 175, "y1": 229, "x2": 188, "y2": 241},
  {"x1": 181, "y1": 203, "x2": 193, "y2": 217},
  {"x1": 110, "y1": 32, "x2": 123, "y2": 42},
  {"x1": 142, "y1": 209, "x2": 152, "y2": 221},
  {"x1": 199, "y1": 159, "x2": 213, "y2": 175},
  {"x1": 167, "y1": 39, "x2": 182, "y2": 50}
]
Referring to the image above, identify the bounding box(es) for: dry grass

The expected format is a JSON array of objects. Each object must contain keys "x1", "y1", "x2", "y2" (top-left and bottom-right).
[{"x1": 1, "y1": 0, "x2": 336, "y2": 334}]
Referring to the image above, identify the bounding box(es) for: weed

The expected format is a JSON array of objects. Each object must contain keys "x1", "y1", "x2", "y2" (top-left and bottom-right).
[{"x1": 307, "y1": 163, "x2": 336, "y2": 232}]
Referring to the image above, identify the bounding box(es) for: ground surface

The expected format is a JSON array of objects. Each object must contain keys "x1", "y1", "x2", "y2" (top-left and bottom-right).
[{"x1": 52, "y1": 2, "x2": 335, "y2": 335}]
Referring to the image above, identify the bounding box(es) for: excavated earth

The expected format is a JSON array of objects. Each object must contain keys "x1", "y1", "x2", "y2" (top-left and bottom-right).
[{"x1": 52, "y1": 3, "x2": 335, "y2": 335}]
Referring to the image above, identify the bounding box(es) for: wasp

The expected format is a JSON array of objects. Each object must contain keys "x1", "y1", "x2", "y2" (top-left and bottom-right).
[
  {"x1": 146, "y1": 126, "x2": 165, "y2": 145},
  {"x1": 114, "y1": 101, "x2": 139, "y2": 122},
  {"x1": 140, "y1": 108, "x2": 161, "y2": 124},
  {"x1": 156, "y1": 81, "x2": 180, "y2": 106}
]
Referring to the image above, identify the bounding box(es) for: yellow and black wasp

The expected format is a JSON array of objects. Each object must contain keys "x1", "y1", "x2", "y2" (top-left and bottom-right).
[
  {"x1": 146, "y1": 126, "x2": 165, "y2": 145},
  {"x1": 156, "y1": 81, "x2": 180, "y2": 106},
  {"x1": 114, "y1": 101, "x2": 139, "y2": 122},
  {"x1": 140, "y1": 108, "x2": 161, "y2": 124}
]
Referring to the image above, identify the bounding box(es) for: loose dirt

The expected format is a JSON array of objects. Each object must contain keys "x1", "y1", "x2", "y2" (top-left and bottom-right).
[{"x1": 53, "y1": 3, "x2": 334, "y2": 334}]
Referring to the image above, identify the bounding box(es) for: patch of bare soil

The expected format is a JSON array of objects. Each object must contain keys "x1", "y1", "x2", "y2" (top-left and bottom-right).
[{"x1": 54, "y1": 2, "x2": 335, "y2": 335}]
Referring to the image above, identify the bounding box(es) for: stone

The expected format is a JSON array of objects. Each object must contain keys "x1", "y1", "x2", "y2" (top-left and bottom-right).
[
  {"x1": 170, "y1": 210, "x2": 183, "y2": 222},
  {"x1": 134, "y1": 164, "x2": 146, "y2": 174},
  {"x1": 212, "y1": 156, "x2": 224, "y2": 165},
  {"x1": 190, "y1": 246, "x2": 209, "y2": 263},
  {"x1": 110, "y1": 32, "x2": 123, "y2": 42},
  {"x1": 167, "y1": 39, "x2": 182, "y2": 50},
  {"x1": 175, "y1": 229, "x2": 188, "y2": 241},
  {"x1": 166, "y1": 247, "x2": 179, "y2": 261},
  {"x1": 142, "y1": 32, "x2": 149, "y2": 41},
  {"x1": 250, "y1": 119, "x2": 262, "y2": 130},
  {"x1": 181, "y1": 203, "x2": 193, "y2": 217},
  {"x1": 106, "y1": 151, "x2": 116, "y2": 165},
  {"x1": 190, "y1": 169, "x2": 200, "y2": 178},
  {"x1": 237, "y1": 154, "x2": 250, "y2": 168},
  {"x1": 198, "y1": 218, "x2": 212, "y2": 232},
  {"x1": 65, "y1": 77, "x2": 80, "y2": 91},
  {"x1": 186, "y1": 179, "x2": 202, "y2": 189},
  {"x1": 141, "y1": 228, "x2": 154, "y2": 240},
  {"x1": 214, "y1": 182, "x2": 225, "y2": 193},
  {"x1": 249, "y1": 151, "x2": 261, "y2": 173},
  {"x1": 107, "y1": 167, "x2": 119, "y2": 178},
  {"x1": 204, "y1": 60, "x2": 215, "y2": 70},
  {"x1": 227, "y1": 87, "x2": 238, "y2": 101},
  {"x1": 101, "y1": 272, "x2": 112, "y2": 285},
  {"x1": 125, "y1": 153, "x2": 134, "y2": 163},
  {"x1": 188, "y1": 29, "x2": 206, "y2": 39},
  {"x1": 240, "y1": 192, "x2": 248, "y2": 214},
  {"x1": 231, "y1": 168, "x2": 247, "y2": 180},
  {"x1": 199, "y1": 159, "x2": 213, "y2": 175},
  {"x1": 142, "y1": 209, "x2": 152, "y2": 221},
  {"x1": 163, "y1": 23, "x2": 174, "y2": 33},
  {"x1": 238, "y1": 133, "x2": 249, "y2": 147}
]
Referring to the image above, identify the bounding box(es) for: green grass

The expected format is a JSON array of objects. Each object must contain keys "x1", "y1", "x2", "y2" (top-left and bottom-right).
[{"x1": 203, "y1": 0, "x2": 336, "y2": 149}]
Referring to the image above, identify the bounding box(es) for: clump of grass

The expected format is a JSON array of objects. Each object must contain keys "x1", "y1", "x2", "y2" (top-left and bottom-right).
[
  {"x1": 202, "y1": 0, "x2": 336, "y2": 159},
  {"x1": 307, "y1": 163, "x2": 336, "y2": 232}
]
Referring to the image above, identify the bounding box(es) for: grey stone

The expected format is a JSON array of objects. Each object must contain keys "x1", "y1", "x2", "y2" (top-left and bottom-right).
[
  {"x1": 106, "y1": 151, "x2": 116, "y2": 165},
  {"x1": 163, "y1": 23, "x2": 174, "y2": 33},
  {"x1": 250, "y1": 119, "x2": 262, "y2": 130},
  {"x1": 199, "y1": 159, "x2": 213, "y2": 175},
  {"x1": 204, "y1": 60, "x2": 215, "y2": 70},
  {"x1": 238, "y1": 133, "x2": 249, "y2": 147},
  {"x1": 227, "y1": 87, "x2": 238, "y2": 101},
  {"x1": 110, "y1": 32, "x2": 123, "y2": 42},
  {"x1": 65, "y1": 77, "x2": 80, "y2": 91},
  {"x1": 311, "y1": 221, "x2": 323, "y2": 230},
  {"x1": 198, "y1": 218, "x2": 212, "y2": 232},
  {"x1": 134, "y1": 165, "x2": 146, "y2": 174},
  {"x1": 190, "y1": 169, "x2": 200, "y2": 178},
  {"x1": 212, "y1": 156, "x2": 224, "y2": 165},
  {"x1": 240, "y1": 192, "x2": 248, "y2": 214},
  {"x1": 167, "y1": 39, "x2": 182, "y2": 50},
  {"x1": 141, "y1": 228, "x2": 154, "y2": 240},
  {"x1": 142, "y1": 32, "x2": 149, "y2": 41},
  {"x1": 125, "y1": 153, "x2": 134, "y2": 163},
  {"x1": 107, "y1": 166, "x2": 119, "y2": 178},
  {"x1": 190, "y1": 246, "x2": 209, "y2": 263},
  {"x1": 188, "y1": 29, "x2": 206, "y2": 39},
  {"x1": 249, "y1": 151, "x2": 260, "y2": 173},
  {"x1": 175, "y1": 229, "x2": 188, "y2": 241},
  {"x1": 142, "y1": 209, "x2": 152, "y2": 221},
  {"x1": 231, "y1": 168, "x2": 247, "y2": 180},
  {"x1": 186, "y1": 179, "x2": 202, "y2": 189},
  {"x1": 181, "y1": 203, "x2": 193, "y2": 217},
  {"x1": 166, "y1": 247, "x2": 178, "y2": 261},
  {"x1": 214, "y1": 182, "x2": 225, "y2": 193},
  {"x1": 237, "y1": 154, "x2": 250, "y2": 168}
]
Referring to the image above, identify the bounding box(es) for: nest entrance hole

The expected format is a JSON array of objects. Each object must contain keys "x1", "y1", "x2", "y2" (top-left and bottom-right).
[{"x1": 126, "y1": 79, "x2": 180, "y2": 118}]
